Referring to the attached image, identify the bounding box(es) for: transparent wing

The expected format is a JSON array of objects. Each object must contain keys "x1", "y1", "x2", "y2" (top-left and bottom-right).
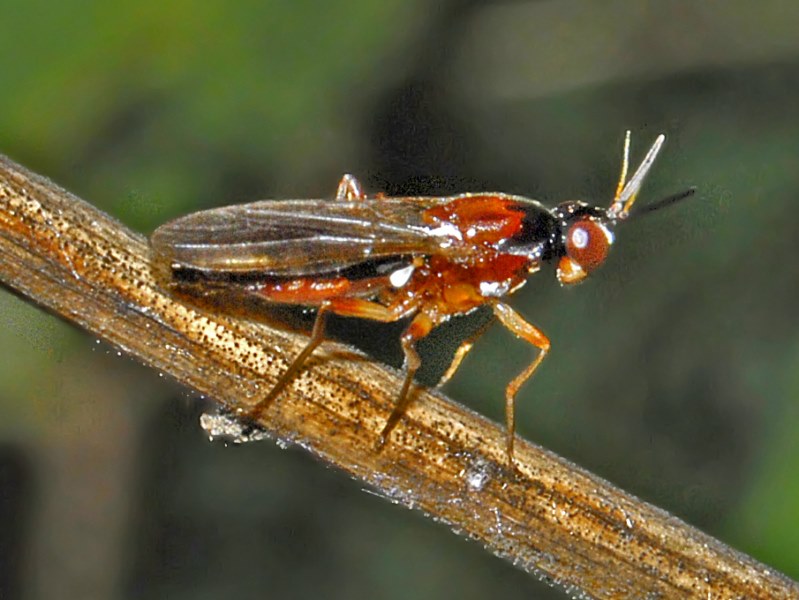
[{"x1": 151, "y1": 197, "x2": 472, "y2": 277}]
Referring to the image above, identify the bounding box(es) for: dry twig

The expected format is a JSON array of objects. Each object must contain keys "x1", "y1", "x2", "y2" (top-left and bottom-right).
[{"x1": 0, "y1": 153, "x2": 795, "y2": 599}]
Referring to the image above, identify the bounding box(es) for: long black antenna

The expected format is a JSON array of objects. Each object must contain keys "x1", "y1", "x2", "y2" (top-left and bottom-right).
[{"x1": 630, "y1": 187, "x2": 696, "y2": 219}]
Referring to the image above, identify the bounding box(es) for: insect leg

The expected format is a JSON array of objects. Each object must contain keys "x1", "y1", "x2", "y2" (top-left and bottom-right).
[
  {"x1": 247, "y1": 296, "x2": 416, "y2": 428},
  {"x1": 436, "y1": 315, "x2": 495, "y2": 387},
  {"x1": 491, "y1": 302, "x2": 551, "y2": 466},
  {"x1": 326, "y1": 297, "x2": 415, "y2": 322},
  {"x1": 335, "y1": 174, "x2": 366, "y2": 200},
  {"x1": 377, "y1": 312, "x2": 434, "y2": 450},
  {"x1": 247, "y1": 302, "x2": 332, "y2": 419}
]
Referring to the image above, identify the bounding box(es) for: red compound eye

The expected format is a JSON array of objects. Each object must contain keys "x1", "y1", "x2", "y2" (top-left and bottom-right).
[{"x1": 565, "y1": 218, "x2": 613, "y2": 271}]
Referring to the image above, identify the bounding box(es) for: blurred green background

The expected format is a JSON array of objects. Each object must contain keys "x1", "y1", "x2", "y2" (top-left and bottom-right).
[{"x1": 1, "y1": 1, "x2": 798, "y2": 598}]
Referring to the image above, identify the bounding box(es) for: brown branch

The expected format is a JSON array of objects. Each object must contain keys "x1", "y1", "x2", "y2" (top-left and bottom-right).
[{"x1": 0, "y1": 153, "x2": 795, "y2": 599}]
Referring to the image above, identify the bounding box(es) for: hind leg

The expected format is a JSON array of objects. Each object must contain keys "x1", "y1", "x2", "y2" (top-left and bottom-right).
[
  {"x1": 246, "y1": 303, "x2": 331, "y2": 419},
  {"x1": 247, "y1": 297, "x2": 416, "y2": 420}
]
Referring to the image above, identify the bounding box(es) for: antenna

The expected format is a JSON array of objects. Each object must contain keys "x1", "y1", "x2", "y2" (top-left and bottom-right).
[
  {"x1": 608, "y1": 132, "x2": 666, "y2": 219},
  {"x1": 629, "y1": 187, "x2": 696, "y2": 219}
]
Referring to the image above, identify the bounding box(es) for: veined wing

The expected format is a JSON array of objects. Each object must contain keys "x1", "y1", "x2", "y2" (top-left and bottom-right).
[{"x1": 151, "y1": 197, "x2": 472, "y2": 277}]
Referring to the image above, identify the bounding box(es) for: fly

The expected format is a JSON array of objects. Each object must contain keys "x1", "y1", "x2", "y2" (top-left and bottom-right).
[{"x1": 151, "y1": 131, "x2": 694, "y2": 465}]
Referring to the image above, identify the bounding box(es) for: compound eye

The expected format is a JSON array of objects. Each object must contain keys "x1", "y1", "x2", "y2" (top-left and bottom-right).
[{"x1": 565, "y1": 219, "x2": 613, "y2": 271}]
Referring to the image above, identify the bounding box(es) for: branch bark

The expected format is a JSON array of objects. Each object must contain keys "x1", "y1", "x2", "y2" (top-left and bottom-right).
[{"x1": 0, "y1": 153, "x2": 795, "y2": 599}]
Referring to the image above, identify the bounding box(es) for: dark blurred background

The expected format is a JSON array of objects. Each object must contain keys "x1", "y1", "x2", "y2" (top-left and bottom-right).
[{"x1": 1, "y1": 1, "x2": 798, "y2": 599}]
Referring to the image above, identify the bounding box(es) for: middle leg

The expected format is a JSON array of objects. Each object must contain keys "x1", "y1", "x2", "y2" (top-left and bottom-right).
[
  {"x1": 436, "y1": 314, "x2": 495, "y2": 387},
  {"x1": 376, "y1": 312, "x2": 435, "y2": 449}
]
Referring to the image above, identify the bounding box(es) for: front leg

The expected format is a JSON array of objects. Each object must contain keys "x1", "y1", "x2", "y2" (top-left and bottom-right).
[{"x1": 491, "y1": 302, "x2": 551, "y2": 466}]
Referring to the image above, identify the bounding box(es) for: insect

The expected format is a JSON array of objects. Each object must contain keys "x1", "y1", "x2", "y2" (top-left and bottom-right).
[{"x1": 151, "y1": 131, "x2": 691, "y2": 465}]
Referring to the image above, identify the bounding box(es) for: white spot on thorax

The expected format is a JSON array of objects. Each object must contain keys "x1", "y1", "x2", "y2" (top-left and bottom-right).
[
  {"x1": 389, "y1": 264, "x2": 415, "y2": 288},
  {"x1": 479, "y1": 280, "x2": 511, "y2": 297}
]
